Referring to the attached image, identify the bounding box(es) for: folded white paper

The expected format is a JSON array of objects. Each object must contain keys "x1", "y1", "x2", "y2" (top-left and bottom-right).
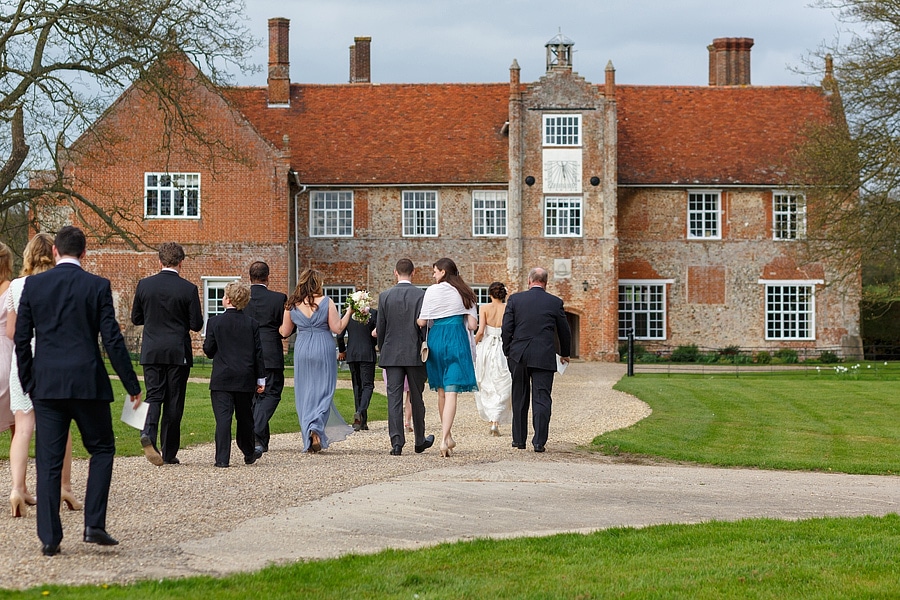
[
  {"x1": 120, "y1": 395, "x2": 148, "y2": 430},
  {"x1": 556, "y1": 354, "x2": 568, "y2": 374}
]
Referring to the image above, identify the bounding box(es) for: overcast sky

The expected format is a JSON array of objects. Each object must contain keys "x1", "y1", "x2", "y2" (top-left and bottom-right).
[{"x1": 236, "y1": 0, "x2": 855, "y2": 87}]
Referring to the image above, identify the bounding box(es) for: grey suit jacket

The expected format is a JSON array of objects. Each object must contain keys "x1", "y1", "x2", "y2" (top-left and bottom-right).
[{"x1": 376, "y1": 282, "x2": 425, "y2": 367}]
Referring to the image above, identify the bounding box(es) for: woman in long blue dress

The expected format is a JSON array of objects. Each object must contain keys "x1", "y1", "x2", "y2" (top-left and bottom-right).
[
  {"x1": 279, "y1": 269, "x2": 353, "y2": 453},
  {"x1": 417, "y1": 258, "x2": 478, "y2": 457}
]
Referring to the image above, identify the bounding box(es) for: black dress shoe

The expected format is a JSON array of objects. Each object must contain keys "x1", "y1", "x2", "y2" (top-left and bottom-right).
[
  {"x1": 244, "y1": 448, "x2": 263, "y2": 465},
  {"x1": 361, "y1": 422, "x2": 369, "y2": 430},
  {"x1": 389, "y1": 445, "x2": 402, "y2": 456},
  {"x1": 163, "y1": 457, "x2": 180, "y2": 465},
  {"x1": 415, "y1": 434, "x2": 435, "y2": 453},
  {"x1": 42, "y1": 544, "x2": 60, "y2": 556},
  {"x1": 255, "y1": 444, "x2": 267, "y2": 454},
  {"x1": 512, "y1": 442, "x2": 526, "y2": 449},
  {"x1": 83, "y1": 527, "x2": 119, "y2": 546},
  {"x1": 214, "y1": 462, "x2": 229, "y2": 468},
  {"x1": 533, "y1": 445, "x2": 546, "y2": 453}
]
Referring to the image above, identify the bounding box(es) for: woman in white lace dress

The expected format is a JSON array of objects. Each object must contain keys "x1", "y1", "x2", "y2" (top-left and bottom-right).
[
  {"x1": 6, "y1": 233, "x2": 81, "y2": 517},
  {"x1": 473, "y1": 282, "x2": 512, "y2": 436}
]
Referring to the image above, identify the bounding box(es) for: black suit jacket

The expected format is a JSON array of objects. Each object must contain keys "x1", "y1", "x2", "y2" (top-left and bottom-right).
[
  {"x1": 501, "y1": 286, "x2": 572, "y2": 371},
  {"x1": 131, "y1": 270, "x2": 203, "y2": 366},
  {"x1": 337, "y1": 309, "x2": 377, "y2": 363},
  {"x1": 245, "y1": 283, "x2": 287, "y2": 369},
  {"x1": 15, "y1": 262, "x2": 141, "y2": 400},
  {"x1": 202, "y1": 308, "x2": 265, "y2": 392}
]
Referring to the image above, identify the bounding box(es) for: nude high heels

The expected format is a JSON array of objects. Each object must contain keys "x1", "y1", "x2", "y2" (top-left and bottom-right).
[
  {"x1": 60, "y1": 489, "x2": 83, "y2": 511},
  {"x1": 10, "y1": 490, "x2": 28, "y2": 518},
  {"x1": 439, "y1": 441, "x2": 450, "y2": 458}
]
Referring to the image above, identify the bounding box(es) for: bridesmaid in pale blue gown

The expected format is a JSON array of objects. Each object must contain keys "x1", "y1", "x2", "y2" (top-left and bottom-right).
[{"x1": 279, "y1": 269, "x2": 353, "y2": 453}]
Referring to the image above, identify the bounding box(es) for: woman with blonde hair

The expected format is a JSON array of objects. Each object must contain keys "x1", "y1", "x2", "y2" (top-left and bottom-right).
[
  {"x1": 279, "y1": 268, "x2": 353, "y2": 453},
  {"x1": 6, "y1": 233, "x2": 82, "y2": 517},
  {"x1": 417, "y1": 258, "x2": 478, "y2": 457}
]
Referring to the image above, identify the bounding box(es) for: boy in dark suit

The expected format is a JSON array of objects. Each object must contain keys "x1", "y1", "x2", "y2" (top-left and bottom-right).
[
  {"x1": 203, "y1": 281, "x2": 265, "y2": 468},
  {"x1": 337, "y1": 306, "x2": 377, "y2": 431}
]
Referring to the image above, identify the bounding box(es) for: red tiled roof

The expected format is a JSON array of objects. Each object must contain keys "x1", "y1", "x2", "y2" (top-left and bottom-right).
[
  {"x1": 224, "y1": 83, "x2": 510, "y2": 185},
  {"x1": 223, "y1": 81, "x2": 835, "y2": 187},
  {"x1": 616, "y1": 85, "x2": 834, "y2": 186}
]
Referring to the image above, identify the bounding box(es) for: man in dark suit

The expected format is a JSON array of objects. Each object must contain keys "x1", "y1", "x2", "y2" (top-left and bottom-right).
[
  {"x1": 337, "y1": 305, "x2": 377, "y2": 431},
  {"x1": 131, "y1": 242, "x2": 203, "y2": 465},
  {"x1": 15, "y1": 226, "x2": 142, "y2": 556},
  {"x1": 376, "y1": 259, "x2": 434, "y2": 456},
  {"x1": 244, "y1": 261, "x2": 287, "y2": 454},
  {"x1": 203, "y1": 281, "x2": 266, "y2": 467},
  {"x1": 501, "y1": 267, "x2": 571, "y2": 453}
]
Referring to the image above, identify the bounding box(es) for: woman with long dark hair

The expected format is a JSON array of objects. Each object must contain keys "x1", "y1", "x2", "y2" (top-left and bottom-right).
[
  {"x1": 416, "y1": 258, "x2": 478, "y2": 457},
  {"x1": 279, "y1": 269, "x2": 353, "y2": 453}
]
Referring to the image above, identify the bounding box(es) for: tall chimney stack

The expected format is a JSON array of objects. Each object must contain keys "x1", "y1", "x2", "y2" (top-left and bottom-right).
[
  {"x1": 268, "y1": 18, "x2": 291, "y2": 106},
  {"x1": 708, "y1": 37, "x2": 753, "y2": 86},
  {"x1": 349, "y1": 36, "x2": 371, "y2": 83}
]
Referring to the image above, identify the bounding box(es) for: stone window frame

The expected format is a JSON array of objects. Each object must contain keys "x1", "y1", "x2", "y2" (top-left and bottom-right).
[
  {"x1": 402, "y1": 190, "x2": 438, "y2": 237},
  {"x1": 617, "y1": 279, "x2": 671, "y2": 340},
  {"x1": 687, "y1": 190, "x2": 721, "y2": 240},
  {"x1": 471, "y1": 190, "x2": 508, "y2": 237},
  {"x1": 760, "y1": 279, "x2": 821, "y2": 341},
  {"x1": 310, "y1": 190, "x2": 354, "y2": 237},
  {"x1": 544, "y1": 196, "x2": 583, "y2": 237},
  {"x1": 543, "y1": 114, "x2": 581, "y2": 147},
  {"x1": 324, "y1": 285, "x2": 356, "y2": 314},
  {"x1": 772, "y1": 191, "x2": 807, "y2": 241},
  {"x1": 144, "y1": 172, "x2": 200, "y2": 219},
  {"x1": 472, "y1": 285, "x2": 490, "y2": 306},
  {"x1": 201, "y1": 275, "x2": 240, "y2": 335}
]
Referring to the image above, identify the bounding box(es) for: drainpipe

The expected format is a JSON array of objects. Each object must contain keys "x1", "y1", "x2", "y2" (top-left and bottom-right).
[{"x1": 289, "y1": 170, "x2": 306, "y2": 291}]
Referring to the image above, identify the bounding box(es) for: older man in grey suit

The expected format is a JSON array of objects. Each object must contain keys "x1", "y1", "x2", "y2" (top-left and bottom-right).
[{"x1": 376, "y1": 259, "x2": 435, "y2": 456}]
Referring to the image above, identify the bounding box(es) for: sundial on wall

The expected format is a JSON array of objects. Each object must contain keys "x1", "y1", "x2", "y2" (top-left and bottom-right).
[{"x1": 542, "y1": 149, "x2": 582, "y2": 193}]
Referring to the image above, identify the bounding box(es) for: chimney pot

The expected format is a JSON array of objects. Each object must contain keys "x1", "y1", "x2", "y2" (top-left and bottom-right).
[
  {"x1": 268, "y1": 18, "x2": 291, "y2": 106},
  {"x1": 708, "y1": 37, "x2": 753, "y2": 86},
  {"x1": 350, "y1": 36, "x2": 371, "y2": 83}
]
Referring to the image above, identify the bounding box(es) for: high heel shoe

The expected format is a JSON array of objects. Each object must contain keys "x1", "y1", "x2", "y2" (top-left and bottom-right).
[
  {"x1": 489, "y1": 423, "x2": 500, "y2": 436},
  {"x1": 447, "y1": 436, "x2": 456, "y2": 450},
  {"x1": 60, "y1": 489, "x2": 83, "y2": 511},
  {"x1": 439, "y1": 442, "x2": 449, "y2": 458},
  {"x1": 309, "y1": 432, "x2": 322, "y2": 453},
  {"x1": 10, "y1": 490, "x2": 28, "y2": 518},
  {"x1": 22, "y1": 491, "x2": 36, "y2": 506}
]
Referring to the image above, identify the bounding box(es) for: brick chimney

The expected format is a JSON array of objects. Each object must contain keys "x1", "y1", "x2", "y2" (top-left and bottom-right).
[
  {"x1": 708, "y1": 37, "x2": 753, "y2": 86},
  {"x1": 267, "y1": 17, "x2": 291, "y2": 106},
  {"x1": 349, "y1": 36, "x2": 371, "y2": 83}
]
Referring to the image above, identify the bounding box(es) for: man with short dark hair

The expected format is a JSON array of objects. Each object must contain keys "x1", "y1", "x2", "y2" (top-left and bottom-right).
[
  {"x1": 244, "y1": 260, "x2": 287, "y2": 454},
  {"x1": 131, "y1": 241, "x2": 203, "y2": 465},
  {"x1": 15, "y1": 225, "x2": 142, "y2": 555},
  {"x1": 501, "y1": 267, "x2": 571, "y2": 453}
]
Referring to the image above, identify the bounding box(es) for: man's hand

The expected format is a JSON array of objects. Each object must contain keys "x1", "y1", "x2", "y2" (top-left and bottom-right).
[
  {"x1": 337, "y1": 352, "x2": 346, "y2": 361},
  {"x1": 560, "y1": 357, "x2": 570, "y2": 365},
  {"x1": 256, "y1": 384, "x2": 265, "y2": 394},
  {"x1": 130, "y1": 392, "x2": 143, "y2": 408}
]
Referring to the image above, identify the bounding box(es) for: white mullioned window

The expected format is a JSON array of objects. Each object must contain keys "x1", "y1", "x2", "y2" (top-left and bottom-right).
[
  {"x1": 543, "y1": 114, "x2": 581, "y2": 146},
  {"x1": 323, "y1": 285, "x2": 356, "y2": 314},
  {"x1": 687, "y1": 190, "x2": 721, "y2": 239},
  {"x1": 201, "y1": 276, "x2": 240, "y2": 334},
  {"x1": 761, "y1": 280, "x2": 820, "y2": 340},
  {"x1": 402, "y1": 191, "x2": 438, "y2": 237},
  {"x1": 618, "y1": 281, "x2": 668, "y2": 340},
  {"x1": 310, "y1": 191, "x2": 354, "y2": 237},
  {"x1": 472, "y1": 286, "x2": 490, "y2": 305},
  {"x1": 773, "y1": 191, "x2": 807, "y2": 240},
  {"x1": 544, "y1": 196, "x2": 582, "y2": 237},
  {"x1": 472, "y1": 190, "x2": 508, "y2": 236},
  {"x1": 145, "y1": 173, "x2": 200, "y2": 218}
]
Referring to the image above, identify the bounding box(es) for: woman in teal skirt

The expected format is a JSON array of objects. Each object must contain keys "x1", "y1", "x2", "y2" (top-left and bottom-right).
[{"x1": 417, "y1": 258, "x2": 478, "y2": 456}]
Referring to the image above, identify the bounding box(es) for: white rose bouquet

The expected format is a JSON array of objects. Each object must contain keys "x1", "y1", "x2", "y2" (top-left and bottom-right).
[{"x1": 346, "y1": 290, "x2": 373, "y2": 323}]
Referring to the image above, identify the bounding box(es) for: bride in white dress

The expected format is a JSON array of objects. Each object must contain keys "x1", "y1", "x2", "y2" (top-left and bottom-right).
[{"x1": 473, "y1": 282, "x2": 512, "y2": 435}]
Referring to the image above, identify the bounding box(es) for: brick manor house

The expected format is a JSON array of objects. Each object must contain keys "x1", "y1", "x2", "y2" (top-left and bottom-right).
[{"x1": 49, "y1": 18, "x2": 861, "y2": 360}]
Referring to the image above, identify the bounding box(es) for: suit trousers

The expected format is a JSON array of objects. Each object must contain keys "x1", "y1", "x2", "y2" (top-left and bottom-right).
[
  {"x1": 384, "y1": 365, "x2": 427, "y2": 448},
  {"x1": 33, "y1": 398, "x2": 115, "y2": 546},
  {"x1": 508, "y1": 360, "x2": 555, "y2": 448},
  {"x1": 211, "y1": 390, "x2": 256, "y2": 466},
  {"x1": 251, "y1": 368, "x2": 285, "y2": 451},
  {"x1": 348, "y1": 361, "x2": 375, "y2": 423},
  {"x1": 141, "y1": 364, "x2": 190, "y2": 462}
]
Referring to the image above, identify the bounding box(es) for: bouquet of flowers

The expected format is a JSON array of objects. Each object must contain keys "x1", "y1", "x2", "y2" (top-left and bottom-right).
[{"x1": 346, "y1": 290, "x2": 373, "y2": 323}]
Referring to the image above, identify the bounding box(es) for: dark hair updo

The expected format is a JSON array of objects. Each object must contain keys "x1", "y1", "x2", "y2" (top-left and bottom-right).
[{"x1": 488, "y1": 281, "x2": 507, "y2": 301}]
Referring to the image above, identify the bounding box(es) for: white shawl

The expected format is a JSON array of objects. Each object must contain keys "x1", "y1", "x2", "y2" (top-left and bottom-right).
[{"x1": 419, "y1": 281, "x2": 477, "y2": 321}]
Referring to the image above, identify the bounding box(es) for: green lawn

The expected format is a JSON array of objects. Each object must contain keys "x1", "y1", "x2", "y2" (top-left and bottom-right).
[{"x1": 2, "y1": 363, "x2": 899, "y2": 598}]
